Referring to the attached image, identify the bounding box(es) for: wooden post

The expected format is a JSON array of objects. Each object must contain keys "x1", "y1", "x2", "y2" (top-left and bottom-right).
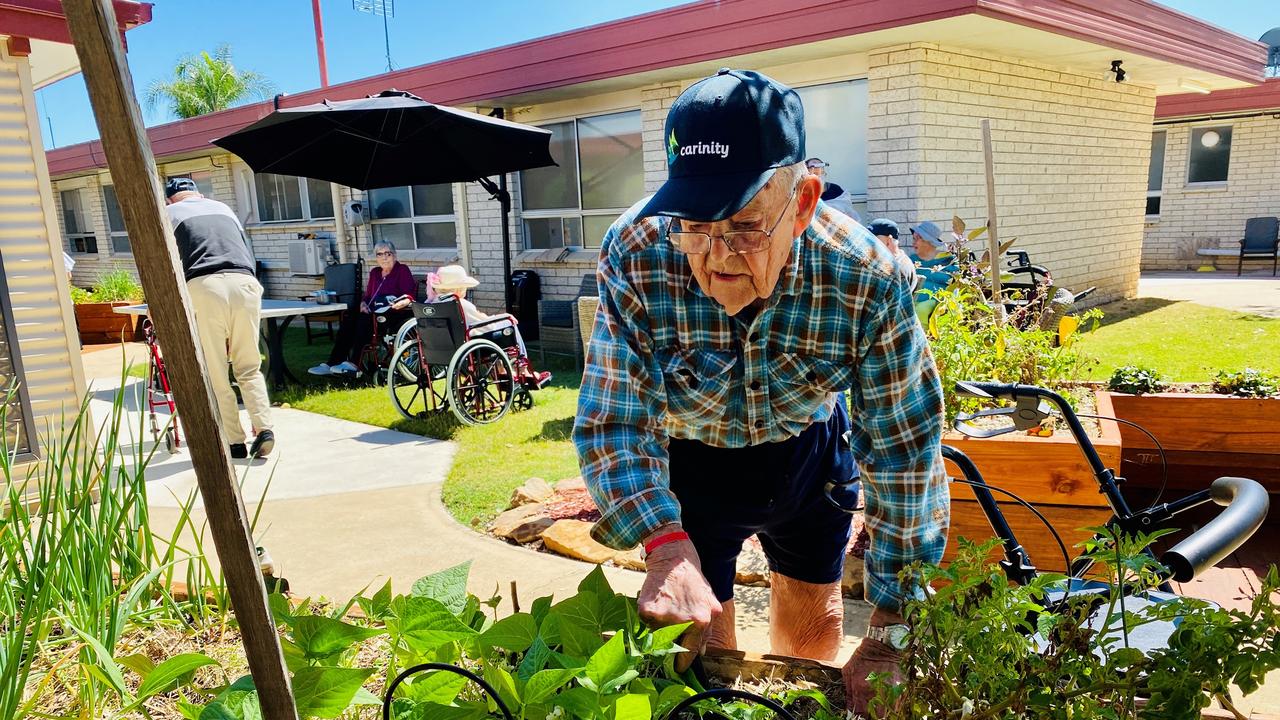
[
  {"x1": 981, "y1": 119, "x2": 1002, "y2": 320},
  {"x1": 61, "y1": 2, "x2": 298, "y2": 718}
]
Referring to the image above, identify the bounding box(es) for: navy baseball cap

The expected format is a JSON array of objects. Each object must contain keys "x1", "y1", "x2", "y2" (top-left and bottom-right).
[
  {"x1": 638, "y1": 69, "x2": 805, "y2": 222},
  {"x1": 867, "y1": 218, "x2": 899, "y2": 239},
  {"x1": 164, "y1": 177, "x2": 198, "y2": 198}
]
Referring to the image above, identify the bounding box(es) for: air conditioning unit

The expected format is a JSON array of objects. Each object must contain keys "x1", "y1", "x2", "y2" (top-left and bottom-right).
[{"x1": 288, "y1": 237, "x2": 329, "y2": 275}]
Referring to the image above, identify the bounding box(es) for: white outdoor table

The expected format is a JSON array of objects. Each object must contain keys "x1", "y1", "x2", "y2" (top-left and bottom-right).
[{"x1": 115, "y1": 300, "x2": 347, "y2": 390}]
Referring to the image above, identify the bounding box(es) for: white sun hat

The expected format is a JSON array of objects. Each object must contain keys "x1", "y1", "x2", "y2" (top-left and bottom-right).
[{"x1": 431, "y1": 264, "x2": 481, "y2": 293}]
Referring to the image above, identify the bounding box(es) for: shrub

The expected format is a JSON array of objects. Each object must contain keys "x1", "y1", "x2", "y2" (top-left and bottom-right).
[
  {"x1": 1212, "y1": 368, "x2": 1280, "y2": 398},
  {"x1": 89, "y1": 268, "x2": 143, "y2": 303},
  {"x1": 69, "y1": 284, "x2": 94, "y2": 304},
  {"x1": 1108, "y1": 364, "x2": 1167, "y2": 395}
]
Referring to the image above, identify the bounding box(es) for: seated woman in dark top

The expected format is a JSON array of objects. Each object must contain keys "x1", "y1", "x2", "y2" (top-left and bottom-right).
[{"x1": 308, "y1": 240, "x2": 416, "y2": 376}]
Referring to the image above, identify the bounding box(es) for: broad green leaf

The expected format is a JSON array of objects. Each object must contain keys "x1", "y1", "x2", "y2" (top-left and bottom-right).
[
  {"x1": 400, "y1": 669, "x2": 469, "y2": 705},
  {"x1": 585, "y1": 633, "x2": 629, "y2": 688},
  {"x1": 517, "y1": 636, "x2": 553, "y2": 681},
  {"x1": 200, "y1": 689, "x2": 262, "y2": 720},
  {"x1": 410, "y1": 701, "x2": 490, "y2": 720},
  {"x1": 117, "y1": 653, "x2": 156, "y2": 679},
  {"x1": 481, "y1": 612, "x2": 538, "y2": 653},
  {"x1": 411, "y1": 561, "x2": 473, "y2": 614},
  {"x1": 531, "y1": 595, "x2": 553, "y2": 628},
  {"x1": 134, "y1": 653, "x2": 220, "y2": 704},
  {"x1": 268, "y1": 592, "x2": 294, "y2": 627},
  {"x1": 601, "y1": 669, "x2": 639, "y2": 693},
  {"x1": 553, "y1": 687, "x2": 601, "y2": 720},
  {"x1": 281, "y1": 638, "x2": 310, "y2": 673},
  {"x1": 539, "y1": 610, "x2": 563, "y2": 648},
  {"x1": 365, "y1": 578, "x2": 394, "y2": 618},
  {"x1": 524, "y1": 668, "x2": 580, "y2": 704},
  {"x1": 614, "y1": 693, "x2": 651, "y2": 720},
  {"x1": 292, "y1": 666, "x2": 375, "y2": 719},
  {"x1": 388, "y1": 596, "x2": 478, "y2": 655},
  {"x1": 647, "y1": 623, "x2": 691, "y2": 656},
  {"x1": 292, "y1": 615, "x2": 383, "y2": 660},
  {"x1": 655, "y1": 684, "x2": 695, "y2": 716},
  {"x1": 577, "y1": 565, "x2": 614, "y2": 598},
  {"x1": 177, "y1": 700, "x2": 205, "y2": 720},
  {"x1": 351, "y1": 687, "x2": 382, "y2": 706},
  {"x1": 482, "y1": 665, "x2": 520, "y2": 712},
  {"x1": 61, "y1": 617, "x2": 127, "y2": 697},
  {"x1": 552, "y1": 592, "x2": 606, "y2": 657}
]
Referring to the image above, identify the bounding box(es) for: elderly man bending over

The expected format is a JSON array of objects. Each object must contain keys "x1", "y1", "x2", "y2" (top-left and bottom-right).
[{"x1": 572, "y1": 69, "x2": 948, "y2": 712}]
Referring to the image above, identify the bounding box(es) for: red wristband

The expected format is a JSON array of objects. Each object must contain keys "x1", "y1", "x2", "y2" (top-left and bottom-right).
[{"x1": 643, "y1": 530, "x2": 690, "y2": 556}]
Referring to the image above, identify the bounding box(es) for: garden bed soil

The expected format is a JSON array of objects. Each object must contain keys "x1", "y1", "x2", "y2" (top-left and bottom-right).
[
  {"x1": 1098, "y1": 390, "x2": 1280, "y2": 494},
  {"x1": 941, "y1": 390, "x2": 1121, "y2": 575}
]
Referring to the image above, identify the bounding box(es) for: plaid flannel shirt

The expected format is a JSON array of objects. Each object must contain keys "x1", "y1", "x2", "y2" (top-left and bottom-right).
[{"x1": 573, "y1": 200, "x2": 949, "y2": 611}]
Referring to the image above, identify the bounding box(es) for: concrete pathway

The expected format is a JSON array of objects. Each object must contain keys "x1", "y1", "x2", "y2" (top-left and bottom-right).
[{"x1": 1138, "y1": 271, "x2": 1280, "y2": 317}]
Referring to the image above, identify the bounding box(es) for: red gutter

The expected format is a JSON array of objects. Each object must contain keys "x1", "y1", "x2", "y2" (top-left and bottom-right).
[
  {"x1": 0, "y1": 1, "x2": 152, "y2": 45},
  {"x1": 1155, "y1": 78, "x2": 1280, "y2": 120},
  {"x1": 45, "y1": 0, "x2": 1268, "y2": 177}
]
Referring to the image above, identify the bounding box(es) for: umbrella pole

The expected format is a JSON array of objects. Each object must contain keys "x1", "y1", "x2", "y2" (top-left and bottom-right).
[{"x1": 476, "y1": 175, "x2": 514, "y2": 314}]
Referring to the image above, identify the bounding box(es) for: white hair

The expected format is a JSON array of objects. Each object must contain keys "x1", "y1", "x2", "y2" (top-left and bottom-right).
[{"x1": 373, "y1": 241, "x2": 396, "y2": 255}]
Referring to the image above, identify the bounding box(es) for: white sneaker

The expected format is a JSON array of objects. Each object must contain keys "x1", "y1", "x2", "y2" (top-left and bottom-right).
[
  {"x1": 331, "y1": 361, "x2": 359, "y2": 375},
  {"x1": 307, "y1": 363, "x2": 333, "y2": 376}
]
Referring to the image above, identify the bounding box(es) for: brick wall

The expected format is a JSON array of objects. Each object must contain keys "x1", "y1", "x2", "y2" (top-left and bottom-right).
[
  {"x1": 866, "y1": 44, "x2": 1157, "y2": 303},
  {"x1": 1141, "y1": 115, "x2": 1280, "y2": 270}
]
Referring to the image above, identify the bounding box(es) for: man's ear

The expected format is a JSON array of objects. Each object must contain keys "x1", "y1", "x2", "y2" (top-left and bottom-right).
[{"x1": 793, "y1": 174, "x2": 822, "y2": 235}]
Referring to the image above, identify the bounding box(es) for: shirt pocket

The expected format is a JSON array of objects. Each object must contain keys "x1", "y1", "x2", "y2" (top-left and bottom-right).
[
  {"x1": 656, "y1": 345, "x2": 737, "y2": 426},
  {"x1": 767, "y1": 352, "x2": 855, "y2": 419}
]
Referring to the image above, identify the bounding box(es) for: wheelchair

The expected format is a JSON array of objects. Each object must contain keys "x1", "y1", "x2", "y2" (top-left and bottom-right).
[
  {"x1": 351, "y1": 297, "x2": 415, "y2": 385},
  {"x1": 386, "y1": 297, "x2": 542, "y2": 425}
]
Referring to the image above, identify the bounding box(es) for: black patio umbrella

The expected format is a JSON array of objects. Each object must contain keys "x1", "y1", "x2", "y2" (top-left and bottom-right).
[{"x1": 212, "y1": 89, "x2": 557, "y2": 310}]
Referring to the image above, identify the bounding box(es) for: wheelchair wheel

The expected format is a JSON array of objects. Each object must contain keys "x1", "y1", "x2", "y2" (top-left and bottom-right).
[
  {"x1": 393, "y1": 321, "x2": 420, "y2": 382},
  {"x1": 388, "y1": 339, "x2": 448, "y2": 420},
  {"x1": 512, "y1": 387, "x2": 534, "y2": 412},
  {"x1": 446, "y1": 339, "x2": 515, "y2": 426}
]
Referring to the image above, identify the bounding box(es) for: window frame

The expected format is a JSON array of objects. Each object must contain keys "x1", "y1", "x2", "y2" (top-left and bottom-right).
[
  {"x1": 250, "y1": 173, "x2": 336, "y2": 224},
  {"x1": 60, "y1": 188, "x2": 98, "y2": 254},
  {"x1": 367, "y1": 184, "x2": 459, "y2": 252},
  {"x1": 792, "y1": 77, "x2": 871, "y2": 214},
  {"x1": 101, "y1": 184, "x2": 131, "y2": 256},
  {"x1": 1185, "y1": 123, "x2": 1233, "y2": 187},
  {"x1": 518, "y1": 108, "x2": 643, "y2": 250},
  {"x1": 1146, "y1": 130, "x2": 1167, "y2": 219},
  {"x1": 0, "y1": 247, "x2": 40, "y2": 462}
]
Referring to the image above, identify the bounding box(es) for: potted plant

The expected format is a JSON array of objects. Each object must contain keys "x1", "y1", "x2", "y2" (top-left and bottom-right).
[
  {"x1": 1097, "y1": 365, "x2": 1280, "y2": 494},
  {"x1": 924, "y1": 229, "x2": 1116, "y2": 573},
  {"x1": 72, "y1": 268, "x2": 143, "y2": 344}
]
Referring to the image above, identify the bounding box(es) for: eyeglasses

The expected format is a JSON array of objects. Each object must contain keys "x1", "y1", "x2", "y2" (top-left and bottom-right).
[
  {"x1": 669, "y1": 181, "x2": 799, "y2": 255},
  {"x1": 375, "y1": 251, "x2": 394, "y2": 257}
]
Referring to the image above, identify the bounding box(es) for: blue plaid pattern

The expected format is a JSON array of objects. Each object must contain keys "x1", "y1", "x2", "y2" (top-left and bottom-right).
[{"x1": 573, "y1": 200, "x2": 949, "y2": 611}]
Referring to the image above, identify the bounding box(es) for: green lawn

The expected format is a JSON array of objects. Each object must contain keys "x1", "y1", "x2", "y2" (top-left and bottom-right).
[
  {"x1": 1075, "y1": 299, "x2": 1280, "y2": 381},
  {"x1": 271, "y1": 326, "x2": 582, "y2": 527}
]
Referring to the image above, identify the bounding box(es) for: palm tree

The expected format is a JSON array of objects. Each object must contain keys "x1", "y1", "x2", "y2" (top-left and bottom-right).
[{"x1": 144, "y1": 44, "x2": 276, "y2": 119}]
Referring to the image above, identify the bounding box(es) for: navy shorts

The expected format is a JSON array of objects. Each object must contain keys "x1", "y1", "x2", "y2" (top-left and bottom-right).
[{"x1": 667, "y1": 398, "x2": 857, "y2": 602}]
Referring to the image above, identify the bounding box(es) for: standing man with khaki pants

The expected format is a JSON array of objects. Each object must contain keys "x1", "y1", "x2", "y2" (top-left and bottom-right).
[{"x1": 164, "y1": 177, "x2": 275, "y2": 459}]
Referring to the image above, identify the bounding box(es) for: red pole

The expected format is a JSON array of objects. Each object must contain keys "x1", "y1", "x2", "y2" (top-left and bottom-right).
[{"x1": 311, "y1": 0, "x2": 329, "y2": 87}]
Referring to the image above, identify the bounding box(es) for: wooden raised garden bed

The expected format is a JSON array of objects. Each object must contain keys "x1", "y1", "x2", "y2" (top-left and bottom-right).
[
  {"x1": 74, "y1": 300, "x2": 137, "y2": 344},
  {"x1": 1098, "y1": 390, "x2": 1280, "y2": 494},
  {"x1": 941, "y1": 409, "x2": 1122, "y2": 574}
]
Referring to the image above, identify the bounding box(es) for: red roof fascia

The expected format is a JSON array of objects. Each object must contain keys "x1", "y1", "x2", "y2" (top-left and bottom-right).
[
  {"x1": 0, "y1": 1, "x2": 152, "y2": 44},
  {"x1": 45, "y1": 0, "x2": 1268, "y2": 177},
  {"x1": 1155, "y1": 78, "x2": 1280, "y2": 120}
]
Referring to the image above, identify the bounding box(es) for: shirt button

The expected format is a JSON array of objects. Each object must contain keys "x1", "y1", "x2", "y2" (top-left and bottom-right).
[
  {"x1": 754, "y1": 419, "x2": 764, "y2": 429},
  {"x1": 750, "y1": 380, "x2": 761, "y2": 391}
]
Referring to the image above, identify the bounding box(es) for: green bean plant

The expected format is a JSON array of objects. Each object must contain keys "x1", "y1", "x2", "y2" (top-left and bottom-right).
[{"x1": 1211, "y1": 368, "x2": 1280, "y2": 398}]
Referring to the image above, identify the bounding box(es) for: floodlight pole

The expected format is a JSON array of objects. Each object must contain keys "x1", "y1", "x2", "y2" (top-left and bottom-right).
[
  {"x1": 312, "y1": 0, "x2": 329, "y2": 87},
  {"x1": 61, "y1": 2, "x2": 298, "y2": 718}
]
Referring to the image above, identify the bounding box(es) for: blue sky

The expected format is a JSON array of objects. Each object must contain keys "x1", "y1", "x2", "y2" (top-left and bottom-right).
[{"x1": 34, "y1": 0, "x2": 1277, "y2": 150}]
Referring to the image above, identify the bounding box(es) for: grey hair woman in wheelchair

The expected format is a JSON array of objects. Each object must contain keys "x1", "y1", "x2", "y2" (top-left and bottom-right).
[
  {"x1": 309, "y1": 241, "x2": 416, "y2": 376},
  {"x1": 430, "y1": 265, "x2": 551, "y2": 387}
]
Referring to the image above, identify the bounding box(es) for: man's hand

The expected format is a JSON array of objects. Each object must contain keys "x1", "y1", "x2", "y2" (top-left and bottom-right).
[
  {"x1": 637, "y1": 527, "x2": 720, "y2": 672},
  {"x1": 844, "y1": 608, "x2": 907, "y2": 716}
]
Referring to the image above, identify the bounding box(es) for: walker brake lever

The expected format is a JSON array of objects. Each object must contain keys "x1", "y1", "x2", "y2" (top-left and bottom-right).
[{"x1": 953, "y1": 395, "x2": 1052, "y2": 438}]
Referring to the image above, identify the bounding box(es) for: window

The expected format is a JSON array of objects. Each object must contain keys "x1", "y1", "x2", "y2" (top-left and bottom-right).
[
  {"x1": 102, "y1": 185, "x2": 130, "y2": 255},
  {"x1": 368, "y1": 184, "x2": 456, "y2": 249},
  {"x1": 519, "y1": 110, "x2": 643, "y2": 249},
  {"x1": 60, "y1": 188, "x2": 97, "y2": 254},
  {"x1": 1146, "y1": 131, "x2": 1166, "y2": 217},
  {"x1": 1187, "y1": 125, "x2": 1231, "y2": 185},
  {"x1": 167, "y1": 170, "x2": 215, "y2": 197},
  {"x1": 795, "y1": 79, "x2": 869, "y2": 218},
  {"x1": 0, "y1": 250, "x2": 37, "y2": 461},
  {"x1": 253, "y1": 173, "x2": 334, "y2": 222}
]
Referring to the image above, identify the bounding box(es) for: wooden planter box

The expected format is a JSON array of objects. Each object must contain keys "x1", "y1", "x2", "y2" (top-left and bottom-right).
[
  {"x1": 74, "y1": 301, "x2": 137, "y2": 344},
  {"x1": 1098, "y1": 390, "x2": 1280, "y2": 494},
  {"x1": 941, "y1": 411, "x2": 1122, "y2": 574}
]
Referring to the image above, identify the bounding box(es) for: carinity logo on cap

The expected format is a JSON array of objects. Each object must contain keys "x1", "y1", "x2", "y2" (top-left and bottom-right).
[{"x1": 667, "y1": 130, "x2": 729, "y2": 166}]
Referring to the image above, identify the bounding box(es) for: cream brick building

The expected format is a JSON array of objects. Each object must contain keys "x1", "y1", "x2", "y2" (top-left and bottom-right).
[
  {"x1": 1141, "y1": 79, "x2": 1280, "y2": 271},
  {"x1": 45, "y1": 0, "x2": 1270, "y2": 339}
]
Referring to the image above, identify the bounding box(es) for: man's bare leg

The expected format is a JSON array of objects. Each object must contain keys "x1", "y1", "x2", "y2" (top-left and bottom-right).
[
  {"x1": 707, "y1": 599, "x2": 738, "y2": 650},
  {"x1": 769, "y1": 573, "x2": 843, "y2": 660}
]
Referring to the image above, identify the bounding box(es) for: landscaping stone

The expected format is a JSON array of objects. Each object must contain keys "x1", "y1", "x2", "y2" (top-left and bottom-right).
[
  {"x1": 555, "y1": 476, "x2": 587, "y2": 493},
  {"x1": 489, "y1": 503, "x2": 554, "y2": 544},
  {"x1": 613, "y1": 547, "x2": 646, "y2": 572},
  {"x1": 736, "y1": 538, "x2": 770, "y2": 587},
  {"x1": 542, "y1": 520, "x2": 615, "y2": 564},
  {"x1": 509, "y1": 477, "x2": 554, "y2": 507}
]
